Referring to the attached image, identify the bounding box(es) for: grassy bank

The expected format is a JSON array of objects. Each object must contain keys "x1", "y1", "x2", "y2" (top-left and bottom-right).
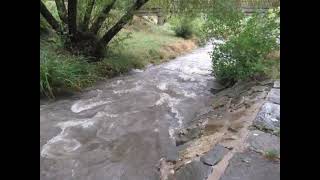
[{"x1": 40, "y1": 16, "x2": 198, "y2": 98}]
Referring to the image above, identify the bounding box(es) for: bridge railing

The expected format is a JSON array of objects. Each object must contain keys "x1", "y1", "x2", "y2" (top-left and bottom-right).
[
  {"x1": 238, "y1": 0, "x2": 279, "y2": 15},
  {"x1": 238, "y1": 0, "x2": 280, "y2": 8}
]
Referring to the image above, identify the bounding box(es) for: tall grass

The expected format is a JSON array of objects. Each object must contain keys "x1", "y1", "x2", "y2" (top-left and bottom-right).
[{"x1": 40, "y1": 41, "x2": 98, "y2": 98}]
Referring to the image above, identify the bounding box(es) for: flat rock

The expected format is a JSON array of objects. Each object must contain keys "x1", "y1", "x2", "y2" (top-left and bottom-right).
[
  {"x1": 253, "y1": 102, "x2": 280, "y2": 132},
  {"x1": 220, "y1": 151, "x2": 280, "y2": 180},
  {"x1": 247, "y1": 130, "x2": 280, "y2": 156},
  {"x1": 273, "y1": 80, "x2": 280, "y2": 88},
  {"x1": 175, "y1": 160, "x2": 212, "y2": 180},
  {"x1": 200, "y1": 144, "x2": 229, "y2": 166},
  {"x1": 267, "y1": 88, "x2": 280, "y2": 104}
]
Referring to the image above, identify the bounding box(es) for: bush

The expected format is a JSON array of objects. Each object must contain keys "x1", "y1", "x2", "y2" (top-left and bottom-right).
[
  {"x1": 202, "y1": 0, "x2": 244, "y2": 39},
  {"x1": 172, "y1": 17, "x2": 194, "y2": 39},
  {"x1": 211, "y1": 8, "x2": 280, "y2": 84},
  {"x1": 170, "y1": 16, "x2": 205, "y2": 39}
]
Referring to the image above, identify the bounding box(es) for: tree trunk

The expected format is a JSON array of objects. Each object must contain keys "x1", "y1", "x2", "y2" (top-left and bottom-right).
[
  {"x1": 81, "y1": 0, "x2": 96, "y2": 31},
  {"x1": 99, "y1": 0, "x2": 149, "y2": 46},
  {"x1": 54, "y1": 0, "x2": 68, "y2": 24},
  {"x1": 68, "y1": 0, "x2": 78, "y2": 41},
  {"x1": 90, "y1": 0, "x2": 117, "y2": 34},
  {"x1": 40, "y1": 0, "x2": 62, "y2": 33}
]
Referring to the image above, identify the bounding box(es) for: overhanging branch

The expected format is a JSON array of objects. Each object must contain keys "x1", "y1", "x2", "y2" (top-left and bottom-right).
[
  {"x1": 90, "y1": 0, "x2": 117, "y2": 34},
  {"x1": 54, "y1": 0, "x2": 68, "y2": 24},
  {"x1": 40, "y1": 0, "x2": 62, "y2": 33},
  {"x1": 99, "y1": 0, "x2": 149, "y2": 46},
  {"x1": 81, "y1": 0, "x2": 96, "y2": 31}
]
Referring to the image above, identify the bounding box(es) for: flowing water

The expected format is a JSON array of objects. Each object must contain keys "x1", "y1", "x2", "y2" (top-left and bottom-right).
[{"x1": 40, "y1": 41, "x2": 223, "y2": 180}]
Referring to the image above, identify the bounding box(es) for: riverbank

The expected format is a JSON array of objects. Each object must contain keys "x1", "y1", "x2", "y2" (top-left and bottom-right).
[
  {"x1": 40, "y1": 16, "x2": 199, "y2": 98},
  {"x1": 162, "y1": 79, "x2": 280, "y2": 180}
]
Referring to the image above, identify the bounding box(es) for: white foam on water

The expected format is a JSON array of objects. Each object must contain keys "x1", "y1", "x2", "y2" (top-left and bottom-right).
[
  {"x1": 155, "y1": 93, "x2": 171, "y2": 106},
  {"x1": 132, "y1": 69, "x2": 144, "y2": 73},
  {"x1": 41, "y1": 136, "x2": 81, "y2": 158},
  {"x1": 169, "y1": 105, "x2": 183, "y2": 127},
  {"x1": 109, "y1": 122, "x2": 115, "y2": 129},
  {"x1": 95, "y1": 111, "x2": 119, "y2": 118},
  {"x1": 112, "y1": 83, "x2": 143, "y2": 94},
  {"x1": 71, "y1": 99, "x2": 111, "y2": 113},
  {"x1": 271, "y1": 118, "x2": 279, "y2": 122},
  {"x1": 155, "y1": 93, "x2": 180, "y2": 107},
  {"x1": 180, "y1": 66, "x2": 211, "y2": 76},
  {"x1": 178, "y1": 74, "x2": 196, "y2": 82},
  {"x1": 111, "y1": 80, "x2": 125, "y2": 87},
  {"x1": 41, "y1": 118, "x2": 98, "y2": 159},
  {"x1": 157, "y1": 82, "x2": 168, "y2": 91},
  {"x1": 155, "y1": 93, "x2": 184, "y2": 127},
  {"x1": 168, "y1": 128, "x2": 175, "y2": 138},
  {"x1": 41, "y1": 109, "x2": 119, "y2": 159},
  {"x1": 180, "y1": 90, "x2": 197, "y2": 98},
  {"x1": 57, "y1": 119, "x2": 96, "y2": 129},
  {"x1": 41, "y1": 133, "x2": 81, "y2": 159}
]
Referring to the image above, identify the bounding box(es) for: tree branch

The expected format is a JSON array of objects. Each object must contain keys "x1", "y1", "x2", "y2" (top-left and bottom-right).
[
  {"x1": 54, "y1": 0, "x2": 68, "y2": 24},
  {"x1": 68, "y1": 0, "x2": 78, "y2": 40},
  {"x1": 81, "y1": 0, "x2": 96, "y2": 31},
  {"x1": 99, "y1": 0, "x2": 149, "y2": 46},
  {"x1": 90, "y1": 0, "x2": 117, "y2": 34},
  {"x1": 40, "y1": 0, "x2": 62, "y2": 33}
]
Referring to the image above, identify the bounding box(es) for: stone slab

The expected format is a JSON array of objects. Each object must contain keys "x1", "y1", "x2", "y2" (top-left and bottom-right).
[
  {"x1": 220, "y1": 151, "x2": 280, "y2": 180},
  {"x1": 247, "y1": 130, "x2": 280, "y2": 156},
  {"x1": 253, "y1": 102, "x2": 280, "y2": 132},
  {"x1": 175, "y1": 160, "x2": 212, "y2": 180},
  {"x1": 200, "y1": 144, "x2": 229, "y2": 166},
  {"x1": 267, "y1": 88, "x2": 280, "y2": 104}
]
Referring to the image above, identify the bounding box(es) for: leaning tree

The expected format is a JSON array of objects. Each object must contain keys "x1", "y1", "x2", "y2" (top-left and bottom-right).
[
  {"x1": 40, "y1": 0, "x2": 151, "y2": 61},
  {"x1": 40, "y1": 0, "x2": 227, "y2": 61}
]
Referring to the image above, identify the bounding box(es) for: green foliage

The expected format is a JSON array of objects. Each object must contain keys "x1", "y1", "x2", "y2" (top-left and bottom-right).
[
  {"x1": 172, "y1": 17, "x2": 193, "y2": 39},
  {"x1": 170, "y1": 16, "x2": 205, "y2": 39},
  {"x1": 40, "y1": 19, "x2": 189, "y2": 98},
  {"x1": 168, "y1": 0, "x2": 243, "y2": 41},
  {"x1": 44, "y1": 1, "x2": 60, "y2": 21},
  {"x1": 203, "y1": 0, "x2": 244, "y2": 39},
  {"x1": 40, "y1": 15, "x2": 50, "y2": 35},
  {"x1": 148, "y1": 0, "x2": 217, "y2": 15},
  {"x1": 211, "y1": 8, "x2": 280, "y2": 84},
  {"x1": 40, "y1": 41, "x2": 98, "y2": 98},
  {"x1": 107, "y1": 31, "x2": 133, "y2": 54}
]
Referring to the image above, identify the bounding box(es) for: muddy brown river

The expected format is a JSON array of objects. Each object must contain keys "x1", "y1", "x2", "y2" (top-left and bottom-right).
[{"x1": 40, "y1": 41, "x2": 223, "y2": 180}]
